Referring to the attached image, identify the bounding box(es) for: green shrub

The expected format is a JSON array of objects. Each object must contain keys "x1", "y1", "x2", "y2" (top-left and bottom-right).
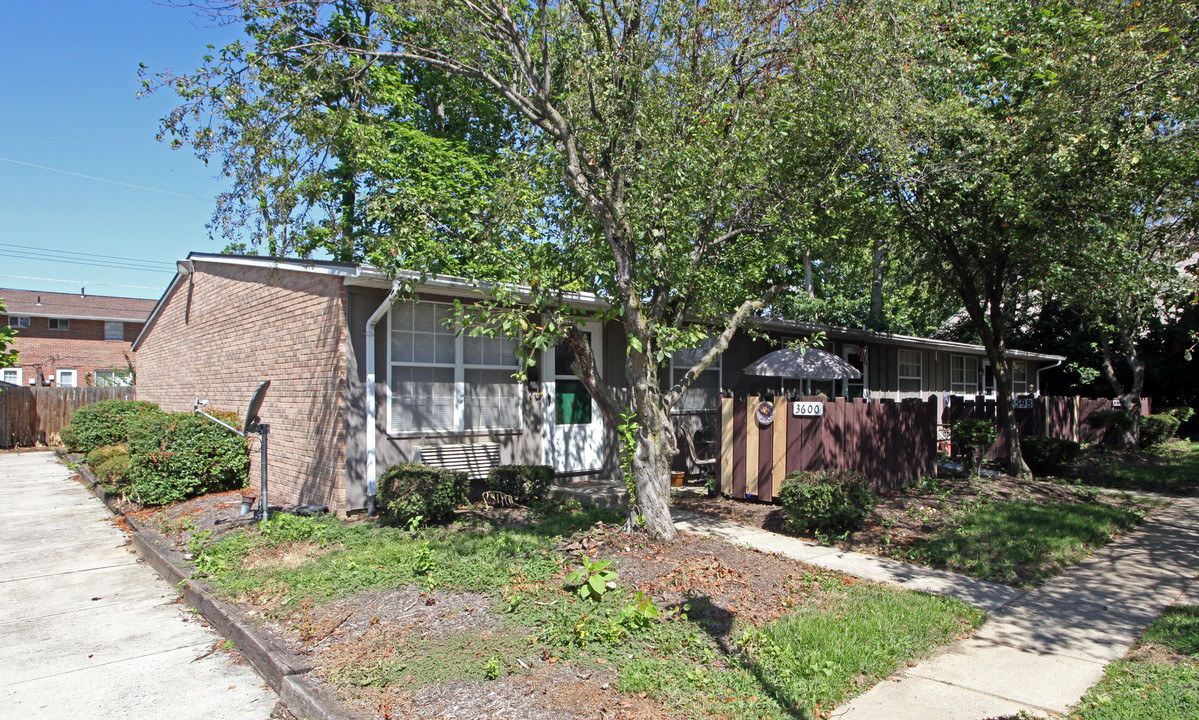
[
  {"x1": 1019, "y1": 436, "x2": 1081, "y2": 475},
  {"x1": 1158, "y1": 407, "x2": 1195, "y2": 424},
  {"x1": 59, "y1": 399, "x2": 161, "y2": 454},
  {"x1": 777, "y1": 470, "x2": 877, "y2": 534},
  {"x1": 378, "y1": 463, "x2": 468, "y2": 525},
  {"x1": 1140, "y1": 415, "x2": 1182, "y2": 449},
  {"x1": 952, "y1": 419, "x2": 997, "y2": 475},
  {"x1": 126, "y1": 411, "x2": 249, "y2": 506},
  {"x1": 95, "y1": 453, "x2": 132, "y2": 487},
  {"x1": 486, "y1": 464, "x2": 555, "y2": 504},
  {"x1": 86, "y1": 444, "x2": 126, "y2": 469}
]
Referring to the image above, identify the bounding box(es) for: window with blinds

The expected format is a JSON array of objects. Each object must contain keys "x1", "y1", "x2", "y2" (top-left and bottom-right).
[{"x1": 388, "y1": 300, "x2": 521, "y2": 434}]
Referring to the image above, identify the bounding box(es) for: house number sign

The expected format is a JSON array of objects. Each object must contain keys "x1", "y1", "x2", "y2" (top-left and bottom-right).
[
  {"x1": 1014, "y1": 398, "x2": 1034, "y2": 410},
  {"x1": 792, "y1": 401, "x2": 824, "y2": 417}
]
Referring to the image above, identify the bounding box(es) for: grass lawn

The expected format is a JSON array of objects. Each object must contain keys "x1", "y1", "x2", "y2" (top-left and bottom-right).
[
  {"x1": 898, "y1": 498, "x2": 1146, "y2": 586},
  {"x1": 1069, "y1": 605, "x2": 1199, "y2": 720},
  {"x1": 184, "y1": 503, "x2": 984, "y2": 720},
  {"x1": 676, "y1": 439, "x2": 1198, "y2": 588},
  {"x1": 1066, "y1": 439, "x2": 1199, "y2": 495}
]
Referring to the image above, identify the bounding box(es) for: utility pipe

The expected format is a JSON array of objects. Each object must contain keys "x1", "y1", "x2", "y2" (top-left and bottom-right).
[{"x1": 364, "y1": 284, "x2": 400, "y2": 516}]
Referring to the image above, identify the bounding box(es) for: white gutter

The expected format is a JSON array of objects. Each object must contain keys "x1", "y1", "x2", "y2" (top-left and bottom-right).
[{"x1": 364, "y1": 283, "x2": 400, "y2": 515}]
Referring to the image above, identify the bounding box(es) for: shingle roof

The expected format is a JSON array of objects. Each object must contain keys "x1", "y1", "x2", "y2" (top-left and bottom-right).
[{"x1": 0, "y1": 288, "x2": 156, "y2": 322}]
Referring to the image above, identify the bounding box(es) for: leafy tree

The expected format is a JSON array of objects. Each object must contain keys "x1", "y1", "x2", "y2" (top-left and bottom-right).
[
  {"x1": 198, "y1": 0, "x2": 861, "y2": 539},
  {"x1": 142, "y1": 0, "x2": 526, "y2": 274},
  {"x1": 0, "y1": 298, "x2": 17, "y2": 376},
  {"x1": 835, "y1": 0, "x2": 1198, "y2": 473}
]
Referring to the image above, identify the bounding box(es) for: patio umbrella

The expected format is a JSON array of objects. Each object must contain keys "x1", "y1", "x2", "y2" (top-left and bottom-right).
[{"x1": 743, "y1": 347, "x2": 862, "y2": 381}]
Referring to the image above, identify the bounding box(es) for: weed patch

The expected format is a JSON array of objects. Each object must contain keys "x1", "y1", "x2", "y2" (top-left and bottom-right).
[{"x1": 1070, "y1": 605, "x2": 1199, "y2": 720}]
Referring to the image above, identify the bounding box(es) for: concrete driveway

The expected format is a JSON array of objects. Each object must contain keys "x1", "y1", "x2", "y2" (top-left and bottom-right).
[{"x1": 0, "y1": 451, "x2": 278, "y2": 719}]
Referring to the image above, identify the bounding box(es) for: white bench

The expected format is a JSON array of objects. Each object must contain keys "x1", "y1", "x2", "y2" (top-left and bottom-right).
[{"x1": 415, "y1": 442, "x2": 501, "y2": 480}]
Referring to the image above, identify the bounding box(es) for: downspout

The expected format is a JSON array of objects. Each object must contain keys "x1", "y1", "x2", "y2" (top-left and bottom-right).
[
  {"x1": 1034, "y1": 359, "x2": 1063, "y2": 398},
  {"x1": 1036, "y1": 358, "x2": 1064, "y2": 438},
  {"x1": 364, "y1": 284, "x2": 400, "y2": 516}
]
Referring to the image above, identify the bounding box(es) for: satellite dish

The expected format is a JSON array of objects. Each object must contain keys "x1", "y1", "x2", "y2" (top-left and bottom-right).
[{"x1": 244, "y1": 380, "x2": 271, "y2": 434}]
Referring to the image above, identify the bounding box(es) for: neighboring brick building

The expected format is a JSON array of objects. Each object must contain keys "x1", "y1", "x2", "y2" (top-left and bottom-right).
[{"x1": 0, "y1": 288, "x2": 155, "y2": 387}]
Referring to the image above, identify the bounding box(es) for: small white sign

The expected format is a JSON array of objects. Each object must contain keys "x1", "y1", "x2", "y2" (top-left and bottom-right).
[
  {"x1": 1112, "y1": 399, "x2": 1123, "y2": 408},
  {"x1": 1014, "y1": 398, "x2": 1034, "y2": 410},
  {"x1": 792, "y1": 401, "x2": 824, "y2": 417}
]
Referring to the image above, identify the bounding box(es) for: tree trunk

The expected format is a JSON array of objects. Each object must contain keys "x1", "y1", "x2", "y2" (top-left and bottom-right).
[
  {"x1": 991, "y1": 361, "x2": 1030, "y2": 476},
  {"x1": 625, "y1": 402, "x2": 678, "y2": 540},
  {"x1": 803, "y1": 248, "x2": 815, "y2": 299},
  {"x1": 869, "y1": 243, "x2": 884, "y2": 328},
  {"x1": 1097, "y1": 326, "x2": 1146, "y2": 450}
]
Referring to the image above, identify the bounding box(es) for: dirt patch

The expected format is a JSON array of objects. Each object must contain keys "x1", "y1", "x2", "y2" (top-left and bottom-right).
[{"x1": 249, "y1": 520, "x2": 857, "y2": 719}]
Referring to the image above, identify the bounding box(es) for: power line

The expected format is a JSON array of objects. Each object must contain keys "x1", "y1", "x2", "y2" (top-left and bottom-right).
[
  {"x1": 0, "y1": 242, "x2": 168, "y2": 272},
  {"x1": 0, "y1": 156, "x2": 215, "y2": 202},
  {"x1": 0, "y1": 274, "x2": 164, "y2": 290},
  {"x1": 0, "y1": 250, "x2": 174, "y2": 274}
]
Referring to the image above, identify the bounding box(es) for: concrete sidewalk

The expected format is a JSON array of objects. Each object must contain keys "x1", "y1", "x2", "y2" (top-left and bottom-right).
[
  {"x1": 675, "y1": 498, "x2": 1199, "y2": 719},
  {"x1": 0, "y1": 451, "x2": 277, "y2": 720}
]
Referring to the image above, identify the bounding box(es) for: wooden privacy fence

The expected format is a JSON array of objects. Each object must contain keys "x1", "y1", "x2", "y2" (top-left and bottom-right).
[
  {"x1": 945, "y1": 395, "x2": 1152, "y2": 455},
  {"x1": 718, "y1": 396, "x2": 937, "y2": 501},
  {"x1": 0, "y1": 386, "x2": 134, "y2": 448}
]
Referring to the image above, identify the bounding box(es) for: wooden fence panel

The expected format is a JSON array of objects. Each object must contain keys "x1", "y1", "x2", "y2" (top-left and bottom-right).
[{"x1": 0, "y1": 386, "x2": 134, "y2": 448}]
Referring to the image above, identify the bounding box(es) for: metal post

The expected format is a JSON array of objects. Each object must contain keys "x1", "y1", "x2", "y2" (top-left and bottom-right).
[{"x1": 258, "y1": 424, "x2": 269, "y2": 523}]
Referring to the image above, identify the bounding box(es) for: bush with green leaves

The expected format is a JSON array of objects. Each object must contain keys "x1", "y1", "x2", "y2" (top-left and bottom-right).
[
  {"x1": 1158, "y1": 407, "x2": 1194, "y2": 424},
  {"x1": 126, "y1": 411, "x2": 249, "y2": 506},
  {"x1": 777, "y1": 469, "x2": 877, "y2": 534},
  {"x1": 378, "y1": 463, "x2": 468, "y2": 525},
  {"x1": 1019, "y1": 436, "x2": 1081, "y2": 475},
  {"x1": 1140, "y1": 415, "x2": 1182, "y2": 449},
  {"x1": 1087, "y1": 409, "x2": 1135, "y2": 431},
  {"x1": 86, "y1": 444, "x2": 132, "y2": 487},
  {"x1": 59, "y1": 399, "x2": 161, "y2": 454},
  {"x1": 952, "y1": 419, "x2": 998, "y2": 475},
  {"x1": 486, "y1": 464, "x2": 555, "y2": 504}
]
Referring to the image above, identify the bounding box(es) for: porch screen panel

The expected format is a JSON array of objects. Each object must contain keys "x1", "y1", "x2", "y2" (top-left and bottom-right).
[{"x1": 1012, "y1": 361, "x2": 1028, "y2": 394}]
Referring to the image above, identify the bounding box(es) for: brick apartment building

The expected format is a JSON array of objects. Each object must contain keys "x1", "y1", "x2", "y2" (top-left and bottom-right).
[{"x1": 0, "y1": 288, "x2": 156, "y2": 387}]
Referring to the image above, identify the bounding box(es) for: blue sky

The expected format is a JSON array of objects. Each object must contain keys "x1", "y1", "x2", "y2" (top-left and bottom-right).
[{"x1": 0, "y1": 1, "x2": 244, "y2": 300}]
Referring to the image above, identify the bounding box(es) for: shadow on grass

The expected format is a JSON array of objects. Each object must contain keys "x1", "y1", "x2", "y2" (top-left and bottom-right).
[
  {"x1": 1065, "y1": 442, "x2": 1199, "y2": 495},
  {"x1": 912, "y1": 500, "x2": 1145, "y2": 586}
]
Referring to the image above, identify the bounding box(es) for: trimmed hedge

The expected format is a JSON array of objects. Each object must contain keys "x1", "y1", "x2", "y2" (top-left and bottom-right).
[
  {"x1": 1140, "y1": 414, "x2": 1182, "y2": 449},
  {"x1": 378, "y1": 463, "x2": 468, "y2": 525},
  {"x1": 126, "y1": 411, "x2": 250, "y2": 506},
  {"x1": 777, "y1": 469, "x2": 877, "y2": 534},
  {"x1": 1019, "y1": 436, "x2": 1081, "y2": 475},
  {"x1": 59, "y1": 399, "x2": 161, "y2": 455},
  {"x1": 486, "y1": 464, "x2": 555, "y2": 504}
]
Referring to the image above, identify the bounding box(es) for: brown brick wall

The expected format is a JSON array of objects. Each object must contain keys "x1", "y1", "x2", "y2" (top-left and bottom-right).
[
  {"x1": 2, "y1": 316, "x2": 142, "y2": 384},
  {"x1": 134, "y1": 262, "x2": 349, "y2": 513}
]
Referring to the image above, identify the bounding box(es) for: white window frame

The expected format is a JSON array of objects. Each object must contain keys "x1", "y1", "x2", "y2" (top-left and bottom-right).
[
  {"x1": 104, "y1": 321, "x2": 124, "y2": 342},
  {"x1": 93, "y1": 369, "x2": 133, "y2": 387},
  {"x1": 386, "y1": 300, "x2": 523, "y2": 436},
  {"x1": 950, "y1": 355, "x2": 980, "y2": 395},
  {"x1": 8, "y1": 316, "x2": 30, "y2": 328},
  {"x1": 48, "y1": 318, "x2": 69, "y2": 331},
  {"x1": 1011, "y1": 360, "x2": 1029, "y2": 395},
  {"x1": 897, "y1": 349, "x2": 923, "y2": 393},
  {"x1": 670, "y1": 338, "x2": 722, "y2": 413},
  {"x1": 56, "y1": 369, "x2": 77, "y2": 387},
  {"x1": 1, "y1": 367, "x2": 21, "y2": 385}
]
